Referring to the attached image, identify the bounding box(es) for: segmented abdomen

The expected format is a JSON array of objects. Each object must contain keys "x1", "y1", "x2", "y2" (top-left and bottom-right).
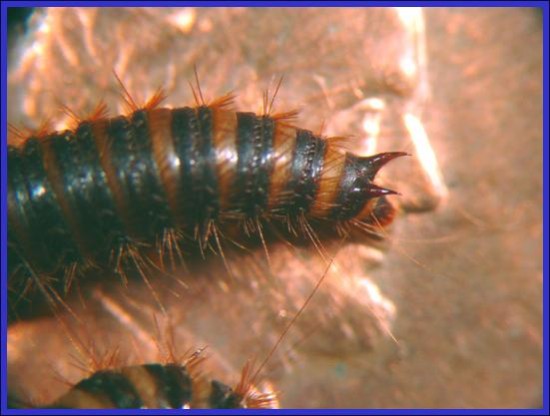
[
  {"x1": 8, "y1": 103, "x2": 405, "y2": 280},
  {"x1": 47, "y1": 363, "x2": 275, "y2": 409}
]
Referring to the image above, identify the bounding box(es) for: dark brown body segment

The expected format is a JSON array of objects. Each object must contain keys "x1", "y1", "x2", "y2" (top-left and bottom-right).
[{"x1": 49, "y1": 363, "x2": 257, "y2": 409}]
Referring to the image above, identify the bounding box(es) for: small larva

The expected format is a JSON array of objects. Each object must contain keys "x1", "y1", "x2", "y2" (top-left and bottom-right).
[
  {"x1": 8, "y1": 80, "x2": 407, "y2": 317},
  {"x1": 9, "y1": 355, "x2": 277, "y2": 410},
  {"x1": 45, "y1": 362, "x2": 276, "y2": 409}
]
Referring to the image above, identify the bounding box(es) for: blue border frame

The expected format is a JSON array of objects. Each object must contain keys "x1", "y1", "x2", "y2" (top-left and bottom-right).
[
  {"x1": 1, "y1": 1, "x2": 6, "y2": 414},
  {"x1": 1, "y1": 1, "x2": 549, "y2": 7},
  {"x1": 1, "y1": 2, "x2": 547, "y2": 415}
]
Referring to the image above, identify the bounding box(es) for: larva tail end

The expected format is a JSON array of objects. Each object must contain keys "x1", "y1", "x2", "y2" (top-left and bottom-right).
[
  {"x1": 367, "y1": 183, "x2": 400, "y2": 198},
  {"x1": 362, "y1": 151, "x2": 410, "y2": 180},
  {"x1": 369, "y1": 197, "x2": 399, "y2": 228}
]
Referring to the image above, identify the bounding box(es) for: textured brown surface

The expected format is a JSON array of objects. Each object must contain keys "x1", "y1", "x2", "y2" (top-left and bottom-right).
[{"x1": 7, "y1": 7, "x2": 542, "y2": 408}]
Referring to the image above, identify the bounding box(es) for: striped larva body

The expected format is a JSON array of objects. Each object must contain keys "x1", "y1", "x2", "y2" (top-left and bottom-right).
[
  {"x1": 8, "y1": 95, "x2": 406, "y2": 313},
  {"x1": 7, "y1": 358, "x2": 277, "y2": 410},
  {"x1": 46, "y1": 362, "x2": 276, "y2": 410}
]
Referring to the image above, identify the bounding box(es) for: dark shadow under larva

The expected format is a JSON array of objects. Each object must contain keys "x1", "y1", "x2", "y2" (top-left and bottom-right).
[{"x1": 8, "y1": 94, "x2": 407, "y2": 319}]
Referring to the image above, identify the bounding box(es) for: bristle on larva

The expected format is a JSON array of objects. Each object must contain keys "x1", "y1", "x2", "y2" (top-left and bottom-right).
[{"x1": 8, "y1": 97, "x2": 407, "y2": 314}]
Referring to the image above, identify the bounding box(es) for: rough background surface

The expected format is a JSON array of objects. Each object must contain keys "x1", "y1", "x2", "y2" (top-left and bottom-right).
[{"x1": 7, "y1": 7, "x2": 542, "y2": 408}]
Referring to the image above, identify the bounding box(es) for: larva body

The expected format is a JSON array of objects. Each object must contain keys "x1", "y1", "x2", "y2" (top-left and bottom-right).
[
  {"x1": 34, "y1": 362, "x2": 276, "y2": 409},
  {"x1": 8, "y1": 98, "x2": 406, "y2": 309}
]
